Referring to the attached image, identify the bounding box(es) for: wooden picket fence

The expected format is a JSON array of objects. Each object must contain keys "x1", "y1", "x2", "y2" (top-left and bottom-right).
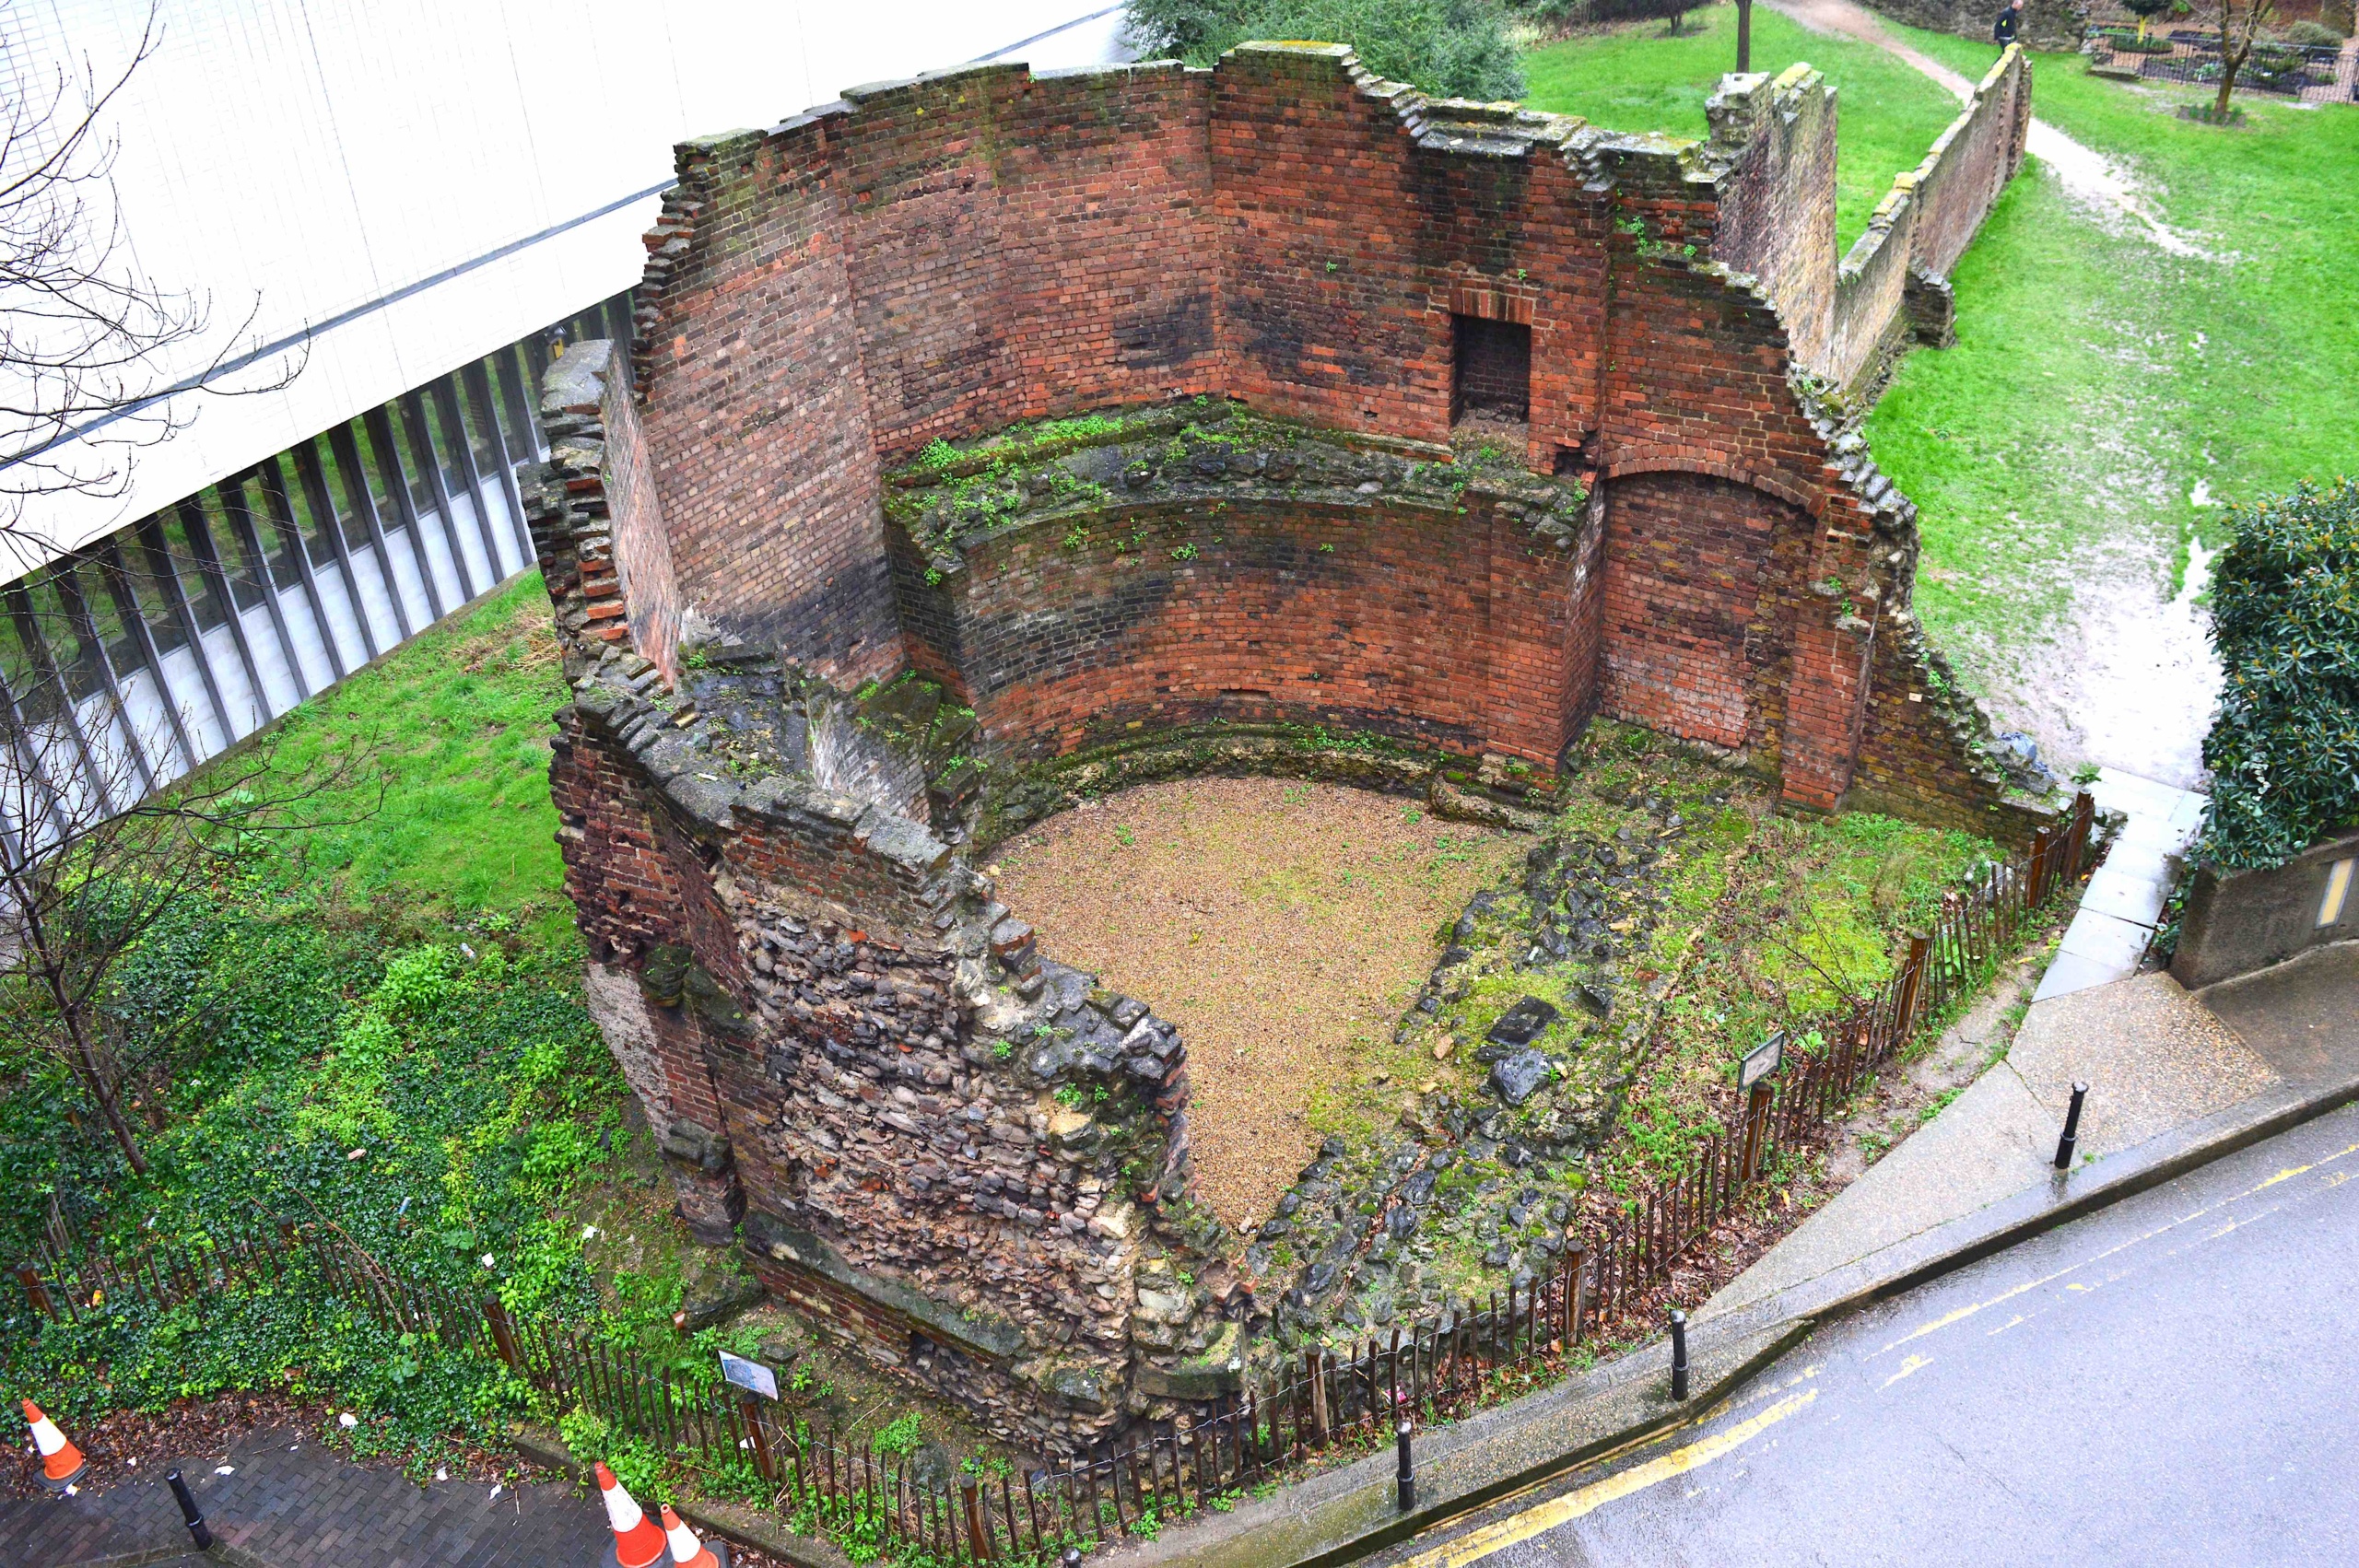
[{"x1": 10, "y1": 794, "x2": 2097, "y2": 1561}]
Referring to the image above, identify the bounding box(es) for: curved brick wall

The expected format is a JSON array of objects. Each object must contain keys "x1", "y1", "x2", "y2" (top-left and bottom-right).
[
  {"x1": 1602, "y1": 470, "x2": 1815, "y2": 755},
  {"x1": 612, "y1": 41, "x2": 2043, "y2": 825},
  {"x1": 524, "y1": 40, "x2": 2066, "y2": 1454}
]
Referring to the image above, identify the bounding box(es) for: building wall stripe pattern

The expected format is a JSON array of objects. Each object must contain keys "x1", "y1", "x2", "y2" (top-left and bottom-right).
[{"x1": 0, "y1": 291, "x2": 635, "y2": 846}]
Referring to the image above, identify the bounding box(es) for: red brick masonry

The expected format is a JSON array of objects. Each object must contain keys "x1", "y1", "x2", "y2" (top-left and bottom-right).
[{"x1": 523, "y1": 41, "x2": 2056, "y2": 1452}]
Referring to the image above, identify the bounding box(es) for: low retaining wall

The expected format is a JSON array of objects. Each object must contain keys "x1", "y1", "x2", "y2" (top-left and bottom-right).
[
  {"x1": 2172, "y1": 828, "x2": 2359, "y2": 989},
  {"x1": 1862, "y1": 0, "x2": 2087, "y2": 51}
]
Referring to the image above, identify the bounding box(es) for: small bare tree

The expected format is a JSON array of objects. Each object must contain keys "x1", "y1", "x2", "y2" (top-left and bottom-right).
[
  {"x1": 0, "y1": 677, "x2": 371, "y2": 1176},
  {"x1": 2209, "y1": 0, "x2": 2276, "y2": 117},
  {"x1": 2, "y1": 4, "x2": 301, "y2": 562}
]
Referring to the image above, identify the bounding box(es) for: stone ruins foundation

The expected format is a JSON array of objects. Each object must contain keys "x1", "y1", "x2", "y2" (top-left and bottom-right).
[{"x1": 525, "y1": 42, "x2": 2055, "y2": 1450}]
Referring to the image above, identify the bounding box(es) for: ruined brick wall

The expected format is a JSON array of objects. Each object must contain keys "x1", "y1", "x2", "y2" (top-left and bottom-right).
[
  {"x1": 1833, "y1": 46, "x2": 2029, "y2": 396},
  {"x1": 528, "y1": 355, "x2": 1242, "y2": 1452},
  {"x1": 616, "y1": 39, "x2": 2043, "y2": 823},
  {"x1": 1600, "y1": 472, "x2": 1813, "y2": 755},
  {"x1": 628, "y1": 125, "x2": 900, "y2": 685},
  {"x1": 1907, "y1": 48, "x2": 2032, "y2": 286},
  {"x1": 600, "y1": 362, "x2": 684, "y2": 685},
  {"x1": 521, "y1": 38, "x2": 2075, "y2": 1455},
  {"x1": 839, "y1": 64, "x2": 1223, "y2": 457},
  {"x1": 894, "y1": 445, "x2": 1590, "y2": 771},
  {"x1": 1848, "y1": 611, "x2": 2028, "y2": 836},
  {"x1": 1207, "y1": 46, "x2": 1612, "y2": 474},
  {"x1": 1708, "y1": 49, "x2": 2031, "y2": 401},
  {"x1": 1707, "y1": 65, "x2": 1842, "y2": 374}
]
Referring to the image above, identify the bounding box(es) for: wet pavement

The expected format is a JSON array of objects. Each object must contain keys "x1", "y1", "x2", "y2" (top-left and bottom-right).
[
  {"x1": 1370, "y1": 1098, "x2": 2359, "y2": 1567},
  {"x1": 0, "y1": 1425, "x2": 610, "y2": 1568}
]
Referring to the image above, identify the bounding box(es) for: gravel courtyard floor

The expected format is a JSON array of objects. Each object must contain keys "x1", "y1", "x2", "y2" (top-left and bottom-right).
[{"x1": 991, "y1": 777, "x2": 1518, "y2": 1230}]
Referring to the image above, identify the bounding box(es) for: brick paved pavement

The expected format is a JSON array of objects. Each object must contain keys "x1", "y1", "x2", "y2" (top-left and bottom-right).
[{"x1": 0, "y1": 1426, "x2": 610, "y2": 1567}]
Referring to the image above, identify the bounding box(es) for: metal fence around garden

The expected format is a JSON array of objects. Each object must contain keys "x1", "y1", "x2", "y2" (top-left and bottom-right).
[
  {"x1": 9, "y1": 793, "x2": 2099, "y2": 1562},
  {"x1": 2087, "y1": 29, "x2": 2356, "y2": 102}
]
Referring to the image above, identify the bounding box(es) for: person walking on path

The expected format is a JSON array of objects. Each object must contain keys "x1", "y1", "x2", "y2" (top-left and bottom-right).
[{"x1": 1993, "y1": 0, "x2": 2023, "y2": 45}]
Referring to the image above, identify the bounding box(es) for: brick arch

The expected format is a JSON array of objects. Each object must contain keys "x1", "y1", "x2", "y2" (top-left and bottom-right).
[
  {"x1": 1600, "y1": 451, "x2": 1825, "y2": 519},
  {"x1": 1598, "y1": 468, "x2": 1816, "y2": 754}
]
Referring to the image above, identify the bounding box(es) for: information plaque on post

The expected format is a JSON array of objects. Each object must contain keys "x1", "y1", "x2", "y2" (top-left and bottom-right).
[
  {"x1": 1740, "y1": 1030, "x2": 1786, "y2": 1091},
  {"x1": 718, "y1": 1351, "x2": 779, "y2": 1400}
]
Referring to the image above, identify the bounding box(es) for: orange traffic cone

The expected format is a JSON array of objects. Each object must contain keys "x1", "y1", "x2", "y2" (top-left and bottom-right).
[
  {"x1": 21, "y1": 1400, "x2": 88, "y2": 1492},
  {"x1": 660, "y1": 1504, "x2": 730, "y2": 1567},
  {"x1": 595, "y1": 1462, "x2": 669, "y2": 1568}
]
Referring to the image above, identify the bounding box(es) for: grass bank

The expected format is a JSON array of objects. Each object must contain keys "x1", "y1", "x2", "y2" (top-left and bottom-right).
[
  {"x1": 0, "y1": 572, "x2": 993, "y2": 1495},
  {"x1": 1860, "y1": 36, "x2": 2358, "y2": 774},
  {"x1": 1521, "y1": 2, "x2": 1967, "y2": 248}
]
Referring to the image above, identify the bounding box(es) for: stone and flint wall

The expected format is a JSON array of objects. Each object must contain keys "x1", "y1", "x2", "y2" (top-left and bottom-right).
[{"x1": 530, "y1": 41, "x2": 2057, "y2": 1448}]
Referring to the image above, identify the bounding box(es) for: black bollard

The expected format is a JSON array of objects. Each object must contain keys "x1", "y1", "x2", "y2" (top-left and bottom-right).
[
  {"x1": 1396, "y1": 1421, "x2": 1415, "y2": 1512},
  {"x1": 166, "y1": 1470, "x2": 213, "y2": 1550},
  {"x1": 2055, "y1": 1082, "x2": 2089, "y2": 1170},
  {"x1": 1670, "y1": 1310, "x2": 1690, "y2": 1401}
]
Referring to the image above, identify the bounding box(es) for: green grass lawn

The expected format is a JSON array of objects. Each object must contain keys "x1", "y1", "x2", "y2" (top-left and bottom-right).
[
  {"x1": 1861, "y1": 37, "x2": 2359, "y2": 731},
  {"x1": 252, "y1": 573, "x2": 570, "y2": 930},
  {"x1": 1522, "y1": 3, "x2": 1969, "y2": 249}
]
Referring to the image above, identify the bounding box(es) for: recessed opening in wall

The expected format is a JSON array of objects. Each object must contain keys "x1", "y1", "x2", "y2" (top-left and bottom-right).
[{"x1": 1451, "y1": 314, "x2": 1531, "y2": 426}]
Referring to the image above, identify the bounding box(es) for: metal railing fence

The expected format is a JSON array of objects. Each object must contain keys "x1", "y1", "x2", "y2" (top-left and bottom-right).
[{"x1": 7, "y1": 793, "x2": 2100, "y2": 1561}]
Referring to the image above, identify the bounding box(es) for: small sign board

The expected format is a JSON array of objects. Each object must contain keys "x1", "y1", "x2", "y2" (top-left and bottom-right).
[
  {"x1": 1739, "y1": 1031, "x2": 1787, "y2": 1092},
  {"x1": 718, "y1": 1351, "x2": 779, "y2": 1400}
]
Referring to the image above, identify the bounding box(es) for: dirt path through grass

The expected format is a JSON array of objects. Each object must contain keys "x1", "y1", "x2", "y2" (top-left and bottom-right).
[
  {"x1": 1762, "y1": 0, "x2": 2359, "y2": 788},
  {"x1": 989, "y1": 778, "x2": 1519, "y2": 1230},
  {"x1": 1767, "y1": 0, "x2": 2210, "y2": 252}
]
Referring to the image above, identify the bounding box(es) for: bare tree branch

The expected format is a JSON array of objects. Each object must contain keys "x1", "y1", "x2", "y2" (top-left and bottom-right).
[
  {"x1": 0, "y1": 659, "x2": 379, "y2": 1176},
  {"x1": 0, "y1": 2, "x2": 307, "y2": 557}
]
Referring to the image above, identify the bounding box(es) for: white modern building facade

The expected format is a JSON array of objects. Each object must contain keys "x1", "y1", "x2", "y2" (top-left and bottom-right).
[{"x1": 0, "y1": 0, "x2": 1133, "y2": 825}]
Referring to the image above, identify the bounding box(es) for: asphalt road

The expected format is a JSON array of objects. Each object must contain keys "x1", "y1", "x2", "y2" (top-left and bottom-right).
[{"x1": 1373, "y1": 1100, "x2": 2359, "y2": 1568}]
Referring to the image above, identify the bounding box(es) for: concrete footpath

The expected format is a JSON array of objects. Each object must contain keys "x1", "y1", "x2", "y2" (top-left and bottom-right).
[{"x1": 1703, "y1": 939, "x2": 2358, "y2": 1324}]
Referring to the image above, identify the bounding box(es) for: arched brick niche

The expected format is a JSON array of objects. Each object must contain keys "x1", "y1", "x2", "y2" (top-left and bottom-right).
[{"x1": 1600, "y1": 469, "x2": 1816, "y2": 761}]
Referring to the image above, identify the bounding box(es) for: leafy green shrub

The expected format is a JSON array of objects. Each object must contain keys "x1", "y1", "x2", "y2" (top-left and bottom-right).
[
  {"x1": 2280, "y1": 20, "x2": 2345, "y2": 48},
  {"x1": 1122, "y1": 0, "x2": 1526, "y2": 99},
  {"x1": 559, "y1": 1407, "x2": 671, "y2": 1498},
  {"x1": 0, "y1": 879, "x2": 629, "y2": 1470},
  {"x1": 2197, "y1": 478, "x2": 2359, "y2": 871}
]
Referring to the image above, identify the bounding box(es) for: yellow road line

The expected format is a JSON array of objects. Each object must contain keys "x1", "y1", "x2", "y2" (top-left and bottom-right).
[
  {"x1": 1881, "y1": 1354, "x2": 1931, "y2": 1387},
  {"x1": 1390, "y1": 1391, "x2": 1818, "y2": 1568},
  {"x1": 1876, "y1": 1137, "x2": 2359, "y2": 1358}
]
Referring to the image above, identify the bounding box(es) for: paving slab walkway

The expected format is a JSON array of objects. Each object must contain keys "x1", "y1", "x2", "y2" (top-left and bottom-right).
[
  {"x1": 0, "y1": 1426, "x2": 610, "y2": 1568},
  {"x1": 2036, "y1": 766, "x2": 2205, "y2": 1001},
  {"x1": 1705, "y1": 932, "x2": 2359, "y2": 1323}
]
